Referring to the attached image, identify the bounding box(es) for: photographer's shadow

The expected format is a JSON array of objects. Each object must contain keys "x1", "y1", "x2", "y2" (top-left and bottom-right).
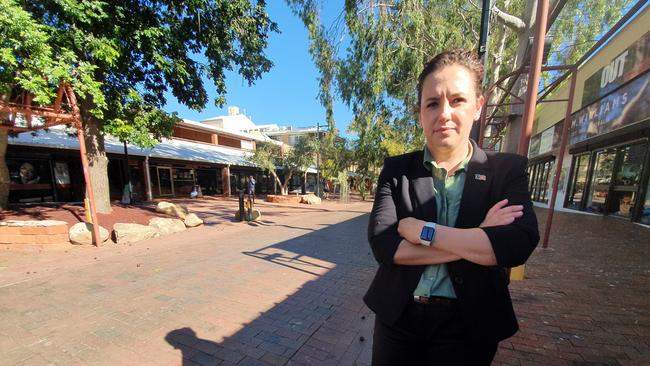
[{"x1": 166, "y1": 327, "x2": 223, "y2": 365}]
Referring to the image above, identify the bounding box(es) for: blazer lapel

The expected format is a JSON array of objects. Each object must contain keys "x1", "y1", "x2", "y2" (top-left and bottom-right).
[
  {"x1": 410, "y1": 150, "x2": 437, "y2": 222},
  {"x1": 456, "y1": 140, "x2": 492, "y2": 228}
]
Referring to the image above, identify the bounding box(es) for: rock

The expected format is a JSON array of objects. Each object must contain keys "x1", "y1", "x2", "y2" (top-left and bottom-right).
[
  {"x1": 155, "y1": 201, "x2": 189, "y2": 219},
  {"x1": 149, "y1": 218, "x2": 187, "y2": 234},
  {"x1": 301, "y1": 194, "x2": 322, "y2": 205},
  {"x1": 234, "y1": 209, "x2": 261, "y2": 221},
  {"x1": 265, "y1": 195, "x2": 302, "y2": 203},
  {"x1": 113, "y1": 223, "x2": 160, "y2": 244},
  {"x1": 69, "y1": 222, "x2": 109, "y2": 245},
  {"x1": 183, "y1": 213, "x2": 204, "y2": 227}
]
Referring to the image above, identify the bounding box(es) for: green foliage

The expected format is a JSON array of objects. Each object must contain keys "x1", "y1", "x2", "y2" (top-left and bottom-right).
[
  {"x1": 2, "y1": 0, "x2": 278, "y2": 148},
  {"x1": 289, "y1": 0, "x2": 480, "y2": 178}
]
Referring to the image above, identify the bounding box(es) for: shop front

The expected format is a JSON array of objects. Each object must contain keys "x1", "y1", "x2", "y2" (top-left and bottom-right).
[
  {"x1": 147, "y1": 162, "x2": 224, "y2": 198},
  {"x1": 563, "y1": 39, "x2": 650, "y2": 224},
  {"x1": 8, "y1": 125, "x2": 261, "y2": 203}
]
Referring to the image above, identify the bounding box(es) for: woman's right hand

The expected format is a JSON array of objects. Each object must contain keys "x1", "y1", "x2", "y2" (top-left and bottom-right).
[{"x1": 480, "y1": 199, "x2": 524, "y2": 228}]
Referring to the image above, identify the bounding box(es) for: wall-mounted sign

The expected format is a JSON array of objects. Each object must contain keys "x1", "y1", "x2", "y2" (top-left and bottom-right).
[
  {"x1": 241, "y1": 140, "x2": 254, "y2": 150},
  {"x1": 571, "y1": 71, "x2": 650, "y2": 145},
  {"x1": 582, "y1": 31, "x2": 650, "y2": 107},
  {"x1": 528, "y1": 121, "x2": 564, "y2": 158}
]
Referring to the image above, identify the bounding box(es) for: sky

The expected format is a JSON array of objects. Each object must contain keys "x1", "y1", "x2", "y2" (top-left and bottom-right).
[{"x1": 161, "y1": 2, "x2": 354, "y2": 135}]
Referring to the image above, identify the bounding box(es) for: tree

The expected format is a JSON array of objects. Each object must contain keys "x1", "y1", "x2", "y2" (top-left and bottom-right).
[
  {"x1": 288, "y1": 0, "x2": 637, "y2": 162},
  {"x1": 250, "y1": 136, "x2": 320, "y2": 195},
  {"x1": 319, "y1": 132, "x2": 353, "y2": 193},
  {"x1": 292, "y1": 135, "x2": 319, "y2": 194},
  {"x1": 1, "y1": 0, "x2": 278, "y2": 211},
  {"x1": 249, "y1": 141, "x2": 293, "y2": 195}
]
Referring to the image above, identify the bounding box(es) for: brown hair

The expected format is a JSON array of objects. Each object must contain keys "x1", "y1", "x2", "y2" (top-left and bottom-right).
[{"x1": 416, "y1": 49, "x2": 484, "y2": 108}]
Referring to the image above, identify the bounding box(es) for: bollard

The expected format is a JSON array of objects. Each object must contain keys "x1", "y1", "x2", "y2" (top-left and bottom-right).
[
  {"x1": 84, "y1": 198, "x2": 93, "y2": 223},
  {"x1": 238, "y1": 189, "x2": 245, "y2": 222},
  {"x1": 510, "y1": 264, "x2": 525, "y2": 281}
]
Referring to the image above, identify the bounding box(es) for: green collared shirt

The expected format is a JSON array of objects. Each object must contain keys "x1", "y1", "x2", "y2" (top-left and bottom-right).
[{"x1": 413, "y1": 144, "x2": 472, "y2": 299}]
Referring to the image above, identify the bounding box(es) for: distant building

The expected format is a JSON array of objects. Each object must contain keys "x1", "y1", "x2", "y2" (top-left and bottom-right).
[{"x1": 6, "y1": 105, "x2": 321, "y2": 204}]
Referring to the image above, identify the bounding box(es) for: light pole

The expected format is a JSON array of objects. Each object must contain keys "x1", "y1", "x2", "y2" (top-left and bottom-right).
[{"x1": 316, "y1": 122, "x2": 321, "y2": 197}]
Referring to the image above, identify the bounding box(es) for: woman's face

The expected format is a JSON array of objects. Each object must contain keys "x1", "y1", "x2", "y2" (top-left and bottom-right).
[{"x1": 419, "y1": 64, "x2": 484, "y2": 153}]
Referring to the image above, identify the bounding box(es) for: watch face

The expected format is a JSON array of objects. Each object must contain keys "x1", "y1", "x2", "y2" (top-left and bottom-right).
[{"x1": 420, "y1": 225, "x2": 435, "y2": 241}]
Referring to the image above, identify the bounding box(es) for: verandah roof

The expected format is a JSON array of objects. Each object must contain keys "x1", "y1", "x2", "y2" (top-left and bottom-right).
[{"x1": 8, "y1": 125, "x2": 256, "y2": 167}]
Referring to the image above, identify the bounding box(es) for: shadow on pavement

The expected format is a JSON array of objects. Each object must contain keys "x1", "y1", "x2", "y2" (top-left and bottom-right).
[
  {"x1": 165, "y1": 213, "x2": 377, "y2": 365},
  {"x1": 162, "y1": 207, "x2": 649, "y2": 366}
]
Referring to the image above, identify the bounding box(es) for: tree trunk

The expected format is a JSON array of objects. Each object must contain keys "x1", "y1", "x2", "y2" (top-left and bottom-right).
[
  {"x1": 282, "y1": 170, "x2": 293, "y2": 195},
  {"x1": 302, "y1": 171, "x2": 307, "y2": 194},
  {"x1": 0, "y1": 130, "x2": 10, "y2": 210},
  {"x1": 83, "y1": 116, "x2": 112, "y2": 213},
  {"x1": 269, "y1": 170, "x2": 287, "y2": 195}
]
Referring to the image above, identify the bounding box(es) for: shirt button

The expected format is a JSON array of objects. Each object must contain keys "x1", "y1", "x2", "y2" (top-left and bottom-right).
[{"x1": 454, "y1": 276, "x2": 464, "y2": 284}]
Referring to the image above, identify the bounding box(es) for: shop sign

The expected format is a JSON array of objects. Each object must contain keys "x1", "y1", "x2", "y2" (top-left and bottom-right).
[
  {"x1": 241, "y1": 140, "x2": 254, "y2": 150},
  {"x1": 570, "y1": 71, "x2": 650, "y2": 145},
  {"x1": 528, "y1": 121, "x2": 564, "y2": 158},
  {"x1": 582, "y1": 31, "x2": 650, "y2": 107}
]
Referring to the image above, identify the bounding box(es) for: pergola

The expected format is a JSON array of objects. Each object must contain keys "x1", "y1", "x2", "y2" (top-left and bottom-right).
[{"x1": 1, "y1": 83, "x2": 102, "y2": 245}]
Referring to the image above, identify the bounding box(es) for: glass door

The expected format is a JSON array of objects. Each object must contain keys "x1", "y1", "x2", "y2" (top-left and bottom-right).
[
  {"x1": 566, "y1": 153, "x2": 590, "y2": 209},
  {"x1": 609, "y1": 143, "x2": 646, "y2": 218},
  {"x1": 586, "y1": 149, "x2": 616, "y2": 213},
  {"x1": 157, "y1": 167, "x2": 174, "y2": 196}
]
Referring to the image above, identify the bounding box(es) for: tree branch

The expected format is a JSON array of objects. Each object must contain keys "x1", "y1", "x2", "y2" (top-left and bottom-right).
[{"x1": 492, "y1": 5, "x2": 526, "y2": 32}]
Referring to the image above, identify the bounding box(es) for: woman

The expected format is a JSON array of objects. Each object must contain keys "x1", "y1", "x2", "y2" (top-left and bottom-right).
[{"x1": 364, "y1": 49, "x2": 539, "y2": 365}]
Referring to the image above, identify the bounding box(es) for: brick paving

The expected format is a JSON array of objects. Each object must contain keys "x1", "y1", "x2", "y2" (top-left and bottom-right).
[{"x1": 0, "y1": 200, "x2": 648, "y2": 365}]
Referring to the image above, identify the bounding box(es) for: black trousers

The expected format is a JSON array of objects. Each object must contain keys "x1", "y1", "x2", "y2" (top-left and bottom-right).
[{"x1": 372, "y1": 300, "x2": 498, "y2": 366}]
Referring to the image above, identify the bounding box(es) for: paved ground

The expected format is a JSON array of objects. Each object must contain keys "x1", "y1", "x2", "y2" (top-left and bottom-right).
[{"x1": 0, "y1": 199, "x2": 648, "y2": 365}]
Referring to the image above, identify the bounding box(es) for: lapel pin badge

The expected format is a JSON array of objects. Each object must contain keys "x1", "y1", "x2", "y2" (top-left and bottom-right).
[{"x1": 474, "y1": 174, "x2": 487, "y2": 181}]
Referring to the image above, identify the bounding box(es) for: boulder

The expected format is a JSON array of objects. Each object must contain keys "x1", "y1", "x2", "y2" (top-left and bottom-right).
[
  {"x1": 155, "y1": 201, "x2": 189, "y2": 219},
  {"x1": 234, "y1": 209, "x2": 261, "y2": 221},
  {"x1": 69, "y1": 222, "x2": 110, "y2": 245},
  {"x1": 113, "y1": 223, "x2": 160, "y2": 244},
  {"x1": 266, "y1": 195, "x2": 302, "y2": 204},
  {"x1": 149, "y1": 218, "x2": 187, "y2": 235},
  {"x1": 183, "y1": 213, "x2": 204, "y2": 227},
  {"x1": 301, "y1": 194, "x2": 322, "y2": 205}
]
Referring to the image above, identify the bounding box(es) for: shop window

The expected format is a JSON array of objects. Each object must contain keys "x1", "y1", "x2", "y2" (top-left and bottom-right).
[
  {"x1": 528, "y1": 159, "x2": 554, "y2": 203},
  {"x1": 587, "y1": 149, "x2": 615, "y2": 213},
  {"x1": 640, "y1": 178, "x2": 650, "y2": 226},
  {"x1": 173, "y1": 168, "x2": 195, "y2": 196},
  {"x1": 7, "y1": 158, "x2": 54, "y2": 203},
  {"x1": 566, "y1": 153, "x2": 590, "y2": 209},
  {"x1": 609, "y1": 143, "x2": 645, "y2": 218},
  {"x1": 196, "y1": 168, "x2": 221, "y2": 195}
]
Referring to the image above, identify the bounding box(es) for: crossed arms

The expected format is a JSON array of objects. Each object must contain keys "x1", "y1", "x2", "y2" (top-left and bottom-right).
[{"x1": 368, "y1": 156, "x2": 539, "y2": 269}]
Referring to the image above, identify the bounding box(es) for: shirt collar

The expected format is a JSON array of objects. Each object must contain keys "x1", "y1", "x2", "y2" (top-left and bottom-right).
[{"x1": 423, "y1": 142, "x2": 473, "y2": 173}]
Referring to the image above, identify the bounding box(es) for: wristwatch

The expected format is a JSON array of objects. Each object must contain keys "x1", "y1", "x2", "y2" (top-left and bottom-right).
[{"x1": 419, "y1": 222, "x2": 437, "y2": 246}]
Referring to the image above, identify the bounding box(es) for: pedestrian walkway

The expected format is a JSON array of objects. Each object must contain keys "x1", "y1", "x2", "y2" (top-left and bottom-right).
[
  {"x1": 0, "y1": 201, "x2": 648, "y2": 365},
  {"x1": 494, "y1": 208, "x2": 649, "y2": 366}
]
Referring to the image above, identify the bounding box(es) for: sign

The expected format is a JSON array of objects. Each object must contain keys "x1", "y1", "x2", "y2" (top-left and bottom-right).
[
  {"x1": 54, "y1": 161, "x2": 70, "y2": 185},
  {"x1": 571, "y1": 71, "x2": 650, "y2": 145},
  {"x1": 582, "y1": 31, "x2": 650, "y2": 107},
  {"x1": 528, "y1": 121, "x2": 564, "y2": 158},
  {"x1": 241, "y1": 140, "x2": 254, "y2": 150}
]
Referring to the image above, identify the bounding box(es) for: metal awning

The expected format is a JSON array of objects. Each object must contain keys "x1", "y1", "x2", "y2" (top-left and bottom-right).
[{"x1": 9, "y1": 125, "x2": 256, "y2": 167}]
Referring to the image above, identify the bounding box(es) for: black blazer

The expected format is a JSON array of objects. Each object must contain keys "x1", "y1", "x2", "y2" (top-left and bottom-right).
[{"x1": 364, "y1": 140, "x2": 539, "y2": 342}]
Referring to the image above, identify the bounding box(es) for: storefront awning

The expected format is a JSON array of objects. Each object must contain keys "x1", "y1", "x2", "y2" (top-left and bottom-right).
[{"x1": 9, "y1": 125, "x2": 256, "y2": 167}]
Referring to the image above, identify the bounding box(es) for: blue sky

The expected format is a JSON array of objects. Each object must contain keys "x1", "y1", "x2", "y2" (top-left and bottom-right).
[{"x1": 162, "y1": 2, "x2": 354, "y2": 135}]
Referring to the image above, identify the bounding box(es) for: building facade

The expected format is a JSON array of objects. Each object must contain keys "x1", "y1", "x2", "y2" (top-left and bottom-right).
[{"x1": 528, "y1": 7, "x2": 650, "y2": 225}]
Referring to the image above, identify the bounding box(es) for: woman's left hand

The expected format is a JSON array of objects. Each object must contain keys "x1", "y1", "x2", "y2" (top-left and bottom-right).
[{"x1": 398, "y1": 217, "x2": 426, "y2": 244}]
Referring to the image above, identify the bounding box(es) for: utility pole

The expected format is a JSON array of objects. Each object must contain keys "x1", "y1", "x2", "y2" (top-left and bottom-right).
[
  {"x1": 316, "y1": 123, "x2": 321, "y2": 197},
  {"x1": 472, "y1": 0, "x2": 492, "y2": 143}
]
